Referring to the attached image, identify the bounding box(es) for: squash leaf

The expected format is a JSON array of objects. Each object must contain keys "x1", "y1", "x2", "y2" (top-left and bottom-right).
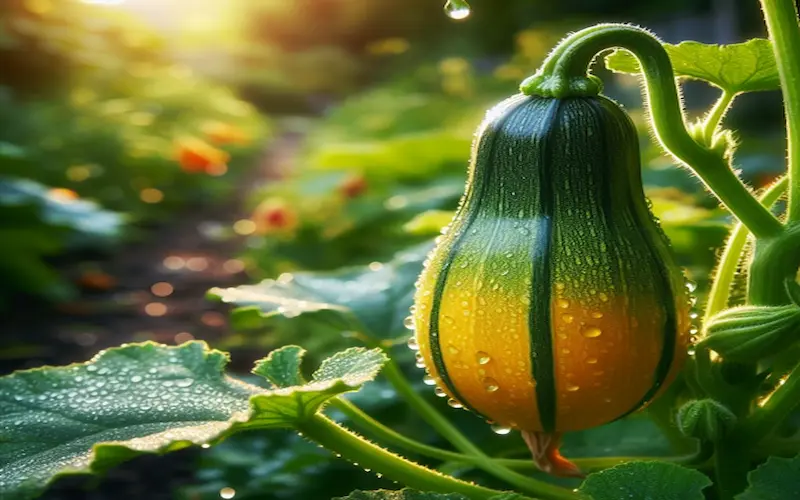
[
  {"x1": 0, "y1": 342, "x2": 386, "y2": 500},
  {"x1": 578, "y1": 461, "x2": 712, "y2": 500},
  {"x1": 335, "y1": 490, "x2": 523, "y2": 500},
  {"x1": 209, "y1": 242, "x2": 433, "y2": 344},
  {"x1": 737, "y1": 454, "x2": 800, "y2": 500},
  {"x1": 605, "y1": 39, "x2": 779, "y2": 94}
]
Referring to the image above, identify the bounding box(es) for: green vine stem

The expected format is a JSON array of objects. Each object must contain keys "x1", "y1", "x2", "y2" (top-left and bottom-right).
[
  {"x1": 703, "y1": 177, "x2": 788, "y2": 324},
  {"x1": 333, "y1": 397, "x2": 702, "y2": 473},
  {"x1": 520, "y1": 24, "x2": 783, "y2": 239},
  {"x1": 295, "y1": 414, "x2": 522, "y2": 500},
  {"x1": 381, "y1": 358, "x2": 578, "y2": 499},
  {"x1": 701, "y1": 91, "x2": 735, "y2": 143},
  {"x1": 760, "y1": 0, "x2": 800, "y2": 223},
  {"x1": 737, "y1": 351, "x2": 800, "y2": 444}
]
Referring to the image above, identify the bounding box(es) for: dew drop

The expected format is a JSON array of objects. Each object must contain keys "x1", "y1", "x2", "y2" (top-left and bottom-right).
[
  {"x1": 443, "y1": 315, "x2": 455, "y2": 325},
  {"x1": 482, "y1": 377, "x2": 500, "y2": 392},
  {"x1": 598, "y1": 292, "x2": 609, "y2": 302},
  {"x1": 447, "y1": 399, "x2": 463, "y2": 409},
  {"x1": 447, "y1": 344, "x2": 460, "y2": 355},
  {"x1": 476, "y1": 351, "x2": 491, "y2": 364},
  {"x1": 130, "y1": 375, "x2": 143, "y2": 383},
  {"x1": 423, "y1": 375, "x2": 437, "y2": 386},
  {"x1": 87, "y1": 365, "x2": 98, "y2": 372},
  {"x1": 555, "y1": 282, "x2": 565, "y2": 292},
  {"x1": 685, "y1": 281, "x2": 697, "y2": 292},
  {"x1": 561, "y1": 313, "x2": 574, "y2": 324},
  {"x1": 175, "y1": 378, "x2": 194, "y2": 388},
  {"x1": 586, "y1": 357, "x2": 598, "y2": 364},
  {"x1": 590, "y1": 311, "x2": 604, "y2": 319},
  {"x1": 566, "y1": 383, "x2": 580, "y2": 392},
  {"x1": 581, "y1": 326, "x2": 602, "y2": 338},
  {"x1": 557, "y1": 298, "x2": 570, "y2": 309},
  {"x1": 403, "y1": 316, "x2": 415, "y2": 330},
  {"x1": 490, "y1": 424, "x2": 512, "y2": 435},
  {"x1": 434, "y1": 387, "x2": 447, "y2": 398},
  {"x1": 407, "y1": 336, "x2": 420, "y2": 351}
]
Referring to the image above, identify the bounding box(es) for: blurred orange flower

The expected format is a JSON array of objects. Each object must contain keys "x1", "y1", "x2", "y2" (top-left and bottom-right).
[
  {"x1": 77, "y1": 271, "x2": 117, "y2": 291},
  {"x1": 252, "y1": 198, "x2": 299, "y2": 235},
  {"x1": 48, "y1": 188, "x2": 79, "y2": 202},
  {"x1": 174, "y1": 137, "x2": 230, "y2": 174},
  {"x1": 339, "y1": 174, "x2": 367, "y2": 199},
  {"x1": 202, "y1": 121, "x2": 251, "y2": 146}
]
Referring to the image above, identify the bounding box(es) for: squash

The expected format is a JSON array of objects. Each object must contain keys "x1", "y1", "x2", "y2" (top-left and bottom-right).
[{"x1": 411, "y1": 93, "x2": 692, "y2": 475}]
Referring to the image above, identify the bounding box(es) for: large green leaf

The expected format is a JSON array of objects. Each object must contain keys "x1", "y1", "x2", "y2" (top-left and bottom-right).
[
  {"x1": 605, "y1": 39, "x2": 779, "y2": 93},
  {"x1": 209, "y1": 242, "x2": 433, "y2": 343},
  {"x1": 737, "y1": 454, "x2": 800, "y2": 500},
  {"x1": 578, "y1": 461, "x2": 712, "y2": 500},
  {"x1": 0, "y1": 342, "x2": 386, "y2": 500}
]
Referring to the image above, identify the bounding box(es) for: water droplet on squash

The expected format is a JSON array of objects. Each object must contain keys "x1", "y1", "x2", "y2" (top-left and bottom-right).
[
  {"x1": 443, "y1": 316, "x2": 455, "y2": 325},
  {"x1": 490, "y1": 424, "x2": 512, "y2": 435},
  {"x1": 561, "y1": 313, "x2": 574, "y2": 324},
  {"x1": 566, "y1": 383, "x2": 580, "y2": 392},
  {"x1": 447, "y1": 344, "x2": 460, "y2": 354},
  {"x1": 423, "y1": 375, "x2": 436, "y2": 386},
  {"x1": 581, "y1": 326, "x2": 602, "y2": 338},
  {"x1": 403, "y1": 316, "x2": 415, "y2": 330},
  {"x1": 434, "y1": 387, "x2": 447, "y2": 398},
  {"x1": 557, "y1": 298, "x2": 570, "y2": 309},
  {"x1": 447, "y1": 399, "x2": 463, "y2": 409},
  {"x1": 476, "y1": 351, "x2": 491, "y2": 364},
  {"x1": 586, "y1": 357, "x2": 598, "y2": 364},
  {"x1": 407, "y1": 337, "x2": 419, "y2": 351},
  {"x1": 482, "y1": 377, "x2": 500, "y2": 392},
  {"x1": 598, "y1": 292, "x2": 609, "y2": 302},
  {"x1": 591, "y1": 311, "x2": 603, "y2": 319}
]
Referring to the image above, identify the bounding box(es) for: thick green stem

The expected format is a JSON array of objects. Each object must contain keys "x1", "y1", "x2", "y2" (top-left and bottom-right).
[
  {"x1": 714, "y1": 439, "x2": 751, "y2": 500},
  {"x1": 520, "y1": 24, "x2": 783, "y2": 239},
  {"x1": 760, "y1": 0, "x2": 800, "y2": 223},
  {"x1": 381, "y1": 359, "x2": 578, "y2": 499},
  {"x1": 296, "y1": 414, "x2": 517, "y2": 499},
  {"x1": 748, "y1": 222, "x2": 800, "y2": 305}
]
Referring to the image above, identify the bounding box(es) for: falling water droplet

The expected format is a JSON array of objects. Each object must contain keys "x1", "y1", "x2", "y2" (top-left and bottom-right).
[
  {"x1": 476, "y1": 351, "x2": 491, "y2": 364},
  {"x1": 491, "y1": 424, "x2": 512, "y2": 435},
  {"x1": 444, "y1": 0, "x2": 471, "y2": 20},
  {"x1": 482, "y1": 377, "x2": 500, "y2": 392},
  {"x1": 581, "y1": 326, "x2": 602, "y2": 338}
]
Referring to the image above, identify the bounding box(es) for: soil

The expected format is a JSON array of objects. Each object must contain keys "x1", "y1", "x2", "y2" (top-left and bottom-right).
[{"x1": 0, "y1": 131, "x2": 301, "y2": 499}]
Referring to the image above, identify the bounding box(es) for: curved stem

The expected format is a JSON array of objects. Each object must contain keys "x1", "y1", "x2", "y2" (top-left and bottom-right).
[
  {"x1": 334, "y1": 398, "x2": 701, "y2": 473},
  {"x1": 381, "y1": 359, "x2": 578, "y2": 499},
  {"x1": 702, "y1": 91, "x2": 735, "y2": 142},
  {"x1": 521, "y1": 24, "x2": 783, "y2": 239},
  {"x1": 714, "y1": 438, "x2": 751, "y2": 500},
  {"x1": 737, "y1": 360, "x2": 800, "y2": 444},
  {"x1": 703, "y1": 177, "x2": 788, "y2": 324},
  {"x1": 296, "y1": 414, "x2": 518, "y2": 500},
  {"x1": 760, "y1": 0, "x2": 800, "y2": 223}
]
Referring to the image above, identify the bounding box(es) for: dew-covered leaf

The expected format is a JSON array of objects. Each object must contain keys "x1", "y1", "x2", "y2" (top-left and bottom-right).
[
  {"x1": 0, "y1": 342, "x2": 260, "y2": 500},
  {"x1": 209, "y1": 242, "x2": 433, "y2": 343},
  {"x1": 737, "y1": 454, "x2": 800, "y2": 500},
  {"x1": 605, "y1": 39, "x2": 779, "y2": 93},
  {"x1": 578, "y1": 461, "x2": 712, "y2": 500},
  {"x1": 403, "y1": 210, "x2": 455, "y2": 236},
  {"x1": 0, "y1": 342, "x2": 387, "y2": 500}
]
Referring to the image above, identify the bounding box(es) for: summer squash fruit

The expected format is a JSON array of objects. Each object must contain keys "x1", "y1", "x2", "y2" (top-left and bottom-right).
[{"x1": 412, "y1": 93, "x2": 692, "y2": 475}]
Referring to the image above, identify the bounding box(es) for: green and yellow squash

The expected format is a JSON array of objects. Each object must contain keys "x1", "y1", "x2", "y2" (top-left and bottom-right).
[{"x1": 412, "y1": 94, "x2": 692, "y2": 474}]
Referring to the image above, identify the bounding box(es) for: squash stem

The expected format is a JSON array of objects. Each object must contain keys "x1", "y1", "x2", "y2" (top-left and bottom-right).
[
  {"x1": 520, "y1": 24, "x2": 783, "y2": 239},
  {"x1": 760, "y1": 0, "x2": 800, "y2": 223},
  {"x1": 702, "y1": 91, "x2": 735, "y2": 142},
  {"x1": 380, "y1": 358, "x2": 581, "y2": 499},
  {"x1": 736, "y1": 361, "x2": 800, "y2": 446},
  {"x1": 295, "y1": 414, "x2": 520, "y2": 500}
]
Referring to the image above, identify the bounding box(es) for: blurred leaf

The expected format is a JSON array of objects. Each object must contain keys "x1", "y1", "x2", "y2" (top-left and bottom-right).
[
  {"x1": 606, "y1": 39, "x2": 779, "y2": 93},
  {"x1": 335, "y1": 491, "x2": 523, "y2": 500},
  {"x1": 578, "y1": 461, "x2": 712, "y2": 500},
  {"x1": 210, "y1": 242, "x2": 434, "y2": 344},
  {"x1": 737, "y1": 454, "x2": 800, "y2": 500},
  {"x1": 404, "y1": 210, "x2": 455, "y2": 236}
]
